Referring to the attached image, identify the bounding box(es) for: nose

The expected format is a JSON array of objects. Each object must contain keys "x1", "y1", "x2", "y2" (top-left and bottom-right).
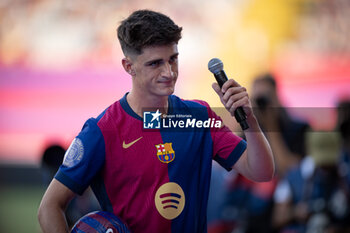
[{"x1": 161, "y1": 62, "x2": 174, "y2": 78}]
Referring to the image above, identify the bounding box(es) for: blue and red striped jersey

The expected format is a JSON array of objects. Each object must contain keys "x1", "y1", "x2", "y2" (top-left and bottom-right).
[{"x1": 55, "y1": 94, "x2": 246, "y2": 233}]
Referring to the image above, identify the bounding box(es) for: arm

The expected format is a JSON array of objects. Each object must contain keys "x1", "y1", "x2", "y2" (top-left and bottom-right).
[
  {"x1": 212, "y1": 80, "x2": 275, "y2": 182},
  {"x1": 234, "y1": 116, "x2": 275, "y2": 181},
  {"x1": 265, "y1": 132, "x2": 300, "y2": 177},
  {"x1": 254, "y1": 107, "x2": 302, "y2": 176},
  {"x1": 38, "y1": 179, "x2": 76, "y2": 233}
]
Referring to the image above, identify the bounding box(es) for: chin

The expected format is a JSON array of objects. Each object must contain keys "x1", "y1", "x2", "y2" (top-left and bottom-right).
[{"x1": 158, "y1": 88, "x2": 175, "y2": 96}]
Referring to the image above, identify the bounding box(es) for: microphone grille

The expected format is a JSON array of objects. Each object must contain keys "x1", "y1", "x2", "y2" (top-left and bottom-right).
[{"x1": 208, "y1": 58, "x2": 223, "y2": 74}]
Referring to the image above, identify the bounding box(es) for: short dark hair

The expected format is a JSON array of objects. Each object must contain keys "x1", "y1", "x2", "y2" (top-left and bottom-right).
[
  {"x1": 117, "y1": 10, "x2": 182, "y2": 56},
  {"x1": 254, "y1": 73, "x2": 277, "y2": 90}
]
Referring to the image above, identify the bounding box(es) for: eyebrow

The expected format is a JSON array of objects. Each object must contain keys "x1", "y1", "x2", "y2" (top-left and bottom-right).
[
  {"x1": 144, "y1": 52, "x2": 179, "y2": 66},
  {"x1": 170, "y1": 53, "x2": 179, "y2": 60},
  {"x1": 144, "y1": 58, "x2": 163, "y2": 66}
]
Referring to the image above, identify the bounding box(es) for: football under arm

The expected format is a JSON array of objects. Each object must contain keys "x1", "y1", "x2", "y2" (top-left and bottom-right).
[{"x1": 38, "y1": 178, "x2": 76, "y2": 233}]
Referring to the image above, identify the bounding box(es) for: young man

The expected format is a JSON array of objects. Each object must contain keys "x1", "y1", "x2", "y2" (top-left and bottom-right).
[{"x1": 38, "y1": 10, "x2": 274, "y2": 233}]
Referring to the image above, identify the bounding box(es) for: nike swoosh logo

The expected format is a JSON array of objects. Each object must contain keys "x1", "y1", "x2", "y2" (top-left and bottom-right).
[{"x1": 122, "y1": 136, "x2": 143, "y2": 149}]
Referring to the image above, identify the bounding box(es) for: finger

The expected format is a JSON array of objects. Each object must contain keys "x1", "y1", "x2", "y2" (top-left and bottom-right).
[
  {"x1": 229, "y1": 96, "x2": 250, "y2": 114},
  {"x1": 221, "y1": 79, "x2": 241, "y2": 93},
  {"x1": 222, "y1": 86, "x2": 247, "y2": 102},
  {"x1": 225, "y1": 91, "x2": 249, "y2": 109},
  {"x1": 212, "y1": 83, "x2": 223, "y2": 98}
]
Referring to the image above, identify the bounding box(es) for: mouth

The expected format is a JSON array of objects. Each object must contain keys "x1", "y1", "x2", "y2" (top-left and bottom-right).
[{"x1": 157, "y1": 79, "x2": 174, "y2": 85}]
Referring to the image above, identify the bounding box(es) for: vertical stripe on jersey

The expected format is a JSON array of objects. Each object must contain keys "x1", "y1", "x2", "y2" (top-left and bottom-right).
[
  {"x1": 160, "y1": 98, "x2": 213, "y2": 233},
  {"x1": 98, "y1": 100, "x2": 172, "y2": 233}
]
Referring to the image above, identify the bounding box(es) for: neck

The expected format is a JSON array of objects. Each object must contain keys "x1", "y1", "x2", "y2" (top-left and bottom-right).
[{"x1": 127, "y1": 91, "x2": 169, "y2": 117}]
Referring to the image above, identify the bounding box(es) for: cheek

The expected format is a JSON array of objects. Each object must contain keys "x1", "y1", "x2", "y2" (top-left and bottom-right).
[
  {"x1": 137, "y1": 68, "x2": 157, "y2": 80},
  {"x1": 172, "y1": 64, "x2": 179, "y2": 74}
]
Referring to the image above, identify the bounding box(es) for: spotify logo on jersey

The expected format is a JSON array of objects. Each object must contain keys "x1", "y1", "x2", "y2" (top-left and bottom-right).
[{"x1": 155, "y1": 182, "x2": 185, "y2": 220}]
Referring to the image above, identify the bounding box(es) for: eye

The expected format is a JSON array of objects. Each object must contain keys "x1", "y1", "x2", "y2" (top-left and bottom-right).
[
  {"x1": 150, "y1": 61, "x2": 159, "y2": 67},
  {"x1": 148, "y1": 60, "x2": 163, "y2": 68},
  {"x1": 169, "y1": 56, "x2": 178, "y2": 64}
]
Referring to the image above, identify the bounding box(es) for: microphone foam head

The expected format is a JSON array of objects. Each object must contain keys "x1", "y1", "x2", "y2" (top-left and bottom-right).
[{"x1": 208, "y1": 58, "x2": 223, "y2": 74}]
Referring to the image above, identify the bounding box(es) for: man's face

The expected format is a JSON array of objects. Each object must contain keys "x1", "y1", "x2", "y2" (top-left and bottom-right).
[
  {"x1": 129, "y1": 43, "x2": 179, "y2": 98},
  {"x1": 251, "y1": 80, "x2": 279, "y2": 108}
]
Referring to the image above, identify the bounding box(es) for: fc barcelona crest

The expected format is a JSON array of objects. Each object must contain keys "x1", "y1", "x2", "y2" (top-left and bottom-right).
[{"x1": 155, "y1": 143, "x2": 175, "y2": 163}]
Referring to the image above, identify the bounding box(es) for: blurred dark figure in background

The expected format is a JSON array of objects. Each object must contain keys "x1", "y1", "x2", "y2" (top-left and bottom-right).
[
  {"x1": 214, "y1": 172, "x2": 277, "y2": 233},
  {"x1": 208, "y1": 73, "x2": 309, "y2": 233},
  {"x1": 337, "y1": 100, "x2": 350, "y2": 187},
  {"x1": 40, "y1": 144, "x2": 100, "y2": 227},
  {"x1": 41, "y1": 145, "x2": 66, "y2": 186},
  {"x1": 208, "y1": 146, "x2": 277, "y2": 233},
  {"x1": 273, "y1": 131, "x2": 350, "y2": 233},
  {"x1": 251, "y1": 73, "x2": 310, "y2": 178}
]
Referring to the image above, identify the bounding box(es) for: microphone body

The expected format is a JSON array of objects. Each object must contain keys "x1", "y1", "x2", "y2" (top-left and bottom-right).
[{"x1": 208, "y1": 59, "x2": 249, "y2": 130}]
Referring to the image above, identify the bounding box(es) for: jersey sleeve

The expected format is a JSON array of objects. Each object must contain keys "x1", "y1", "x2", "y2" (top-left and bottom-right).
[
  {"x1": 204, "y1": 103, "x2": 247, "y2": 171},
  {"x1": 54, "y1": 118, "x2": 106, "y2": 195}
]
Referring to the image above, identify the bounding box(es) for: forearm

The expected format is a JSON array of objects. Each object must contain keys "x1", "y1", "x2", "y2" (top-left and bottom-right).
[
  {"x1": 265, "y1": 132, "x2": 300, "y2": 176},
  {"x1": 38, "y1": 179, "x2": 75, "y2": 233},
  {"x1": 243, "y1": 115, "x2": 275, "y2": 181},
  {"x1": 211, "y1": 80, "x2": 274, "y2": 181},
  {"x1": 38, "y1": 202, "x2": 69, "y2": 233}
]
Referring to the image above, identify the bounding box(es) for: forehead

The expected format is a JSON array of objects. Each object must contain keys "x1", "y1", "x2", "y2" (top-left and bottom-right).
[
  {"x1": 253, "y1": 79, "x2": 274, "y2": 90},
  {"x1": 252, "y1": 80, "x2": 275, "y2": 96},
  {"x1": 136, "y1": 43, "x2": 178, "y2": 62}
]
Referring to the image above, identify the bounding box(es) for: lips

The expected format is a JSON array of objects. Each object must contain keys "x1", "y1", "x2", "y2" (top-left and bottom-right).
[{"x1": 157, "y1": 79, "x2": 174, "y2": 85}]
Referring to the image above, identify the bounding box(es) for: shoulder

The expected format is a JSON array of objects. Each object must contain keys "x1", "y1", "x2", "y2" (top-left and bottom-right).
[
  {"x1": 93, "y1": 99, "x2": 125, "y2": 129},
  {"x1": 96, "y1": 100, "x2": 121, "y2": 120},
  {"x1": 285, "y1": 156, "x2": 314, "y2": 183},
  {"x1": 170, "y1": 95, "x2": 211, "y2": 109},
  {"x1": 281, "y1": 109, "x2": 310, "y2": 132},
  {"x1": 169, "y1": 95, "x2": 216, "y2": 120}
]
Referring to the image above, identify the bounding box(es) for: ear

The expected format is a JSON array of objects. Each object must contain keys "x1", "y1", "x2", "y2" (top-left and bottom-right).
[{"x1": 122, "y1": 58, "x2": 136, "y2": 76}]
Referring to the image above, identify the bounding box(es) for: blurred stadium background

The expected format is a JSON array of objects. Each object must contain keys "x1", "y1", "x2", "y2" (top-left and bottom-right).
[{"x1": 0, "y1": 0, "x2": 349, "y2": 232}]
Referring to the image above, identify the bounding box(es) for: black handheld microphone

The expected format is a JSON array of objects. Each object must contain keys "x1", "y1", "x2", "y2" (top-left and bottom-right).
[{"x1": 208, "y1": 58, "x2": 249, "y2": 130}]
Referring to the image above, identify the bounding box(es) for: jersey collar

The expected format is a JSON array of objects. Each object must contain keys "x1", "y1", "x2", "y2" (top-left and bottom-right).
[{"x1": 120, "y1": 93, "x2": 173, "y2": 121}]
